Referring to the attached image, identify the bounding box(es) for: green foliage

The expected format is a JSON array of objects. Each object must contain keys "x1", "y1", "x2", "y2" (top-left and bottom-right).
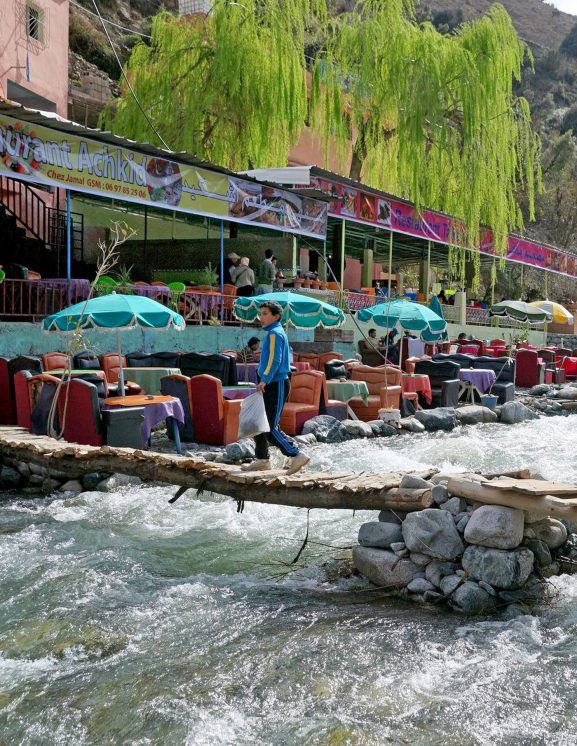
[
  {"x1": 69, "y1": 12, "x2": 117, "y2": 79},
  {"x1": 101, "y1": 0, "x2": 327, "y2": 169},
  {"x1": 561, "y1": 22, "x2": 577, "y2": 59},
  {"x1": 310, "y1": 1, "x2": 541, "y2": 262},
  {"x1": 103, "y1": 0, "x2": 541, "y2": 276}
]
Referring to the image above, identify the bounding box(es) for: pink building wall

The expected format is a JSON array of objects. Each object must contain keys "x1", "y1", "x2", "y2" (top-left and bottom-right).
[{"x1": 0, "y1": 0, "x2": 69, "y2": 118}]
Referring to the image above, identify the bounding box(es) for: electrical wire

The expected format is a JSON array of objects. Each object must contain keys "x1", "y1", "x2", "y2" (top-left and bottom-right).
[
  {"x1": 71, "y1": 0, "x2": 152, "y2": 38},
  {"x1": 90, "y1": 0, "x2": 172, "y2": 151}
]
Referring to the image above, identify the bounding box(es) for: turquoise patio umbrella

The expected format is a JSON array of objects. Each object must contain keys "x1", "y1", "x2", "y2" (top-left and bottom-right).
[
  {"x1": 233, "y1": 291, "x2": 345, "y2": 329},
  {"x1": 357, "y1": 298, "x2": 447, "y2": 336},
  {"x1": 43, "y1": 292, "x2": 185, "y2": 395}
]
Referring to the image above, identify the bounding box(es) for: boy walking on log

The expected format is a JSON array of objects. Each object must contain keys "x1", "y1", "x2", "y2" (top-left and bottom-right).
[{"x1": 242, "y1": 301, "x2": 310, "y2": 474}]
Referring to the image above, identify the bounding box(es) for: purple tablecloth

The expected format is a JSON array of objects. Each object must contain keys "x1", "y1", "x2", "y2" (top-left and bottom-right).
[
  {"x1": 103, "y1": 398, "x2": 185, "y2": 441},
  {"x1": 459, "y1": 368, "x2": 496, "y2": 394},
  {"x1": 222, "y1": 386, "x2": 256, "y2": 400},
  {"x1": 236, "y1": 363, "x2": 260, "y2": 384},
  {"x1": 132, "y1": 285, "x2": 171, "y2": 299}
]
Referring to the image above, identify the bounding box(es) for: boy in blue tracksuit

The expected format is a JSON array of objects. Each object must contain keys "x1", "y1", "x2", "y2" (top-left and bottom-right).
[{"x1": 242, "y1": 301, "x2": 309, "y2": 474}]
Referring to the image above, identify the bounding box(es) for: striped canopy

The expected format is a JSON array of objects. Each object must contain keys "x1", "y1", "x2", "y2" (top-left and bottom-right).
[
  {"x1": 233, "y1": 291, "x2": 345, "y2": 329},
  {"x1": 490, "y1": 300, "x2": 549, "y2": 325},
  {"x1": 357, "y1": 299, "x2": 447, "y2": 339},
  {"x1": 529, "y1": 300, "x2": 573, "y2": 326}
]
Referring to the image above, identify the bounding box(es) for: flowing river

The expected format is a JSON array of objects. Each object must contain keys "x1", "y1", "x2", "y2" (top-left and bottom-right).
[{"x1": 2, "y1": 417, "x2": 577, "y2": 744}]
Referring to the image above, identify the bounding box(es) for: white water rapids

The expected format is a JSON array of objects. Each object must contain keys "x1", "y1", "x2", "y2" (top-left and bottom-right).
[{"x1": 1, "y1": 417, "x2": 577, "y2": 743}]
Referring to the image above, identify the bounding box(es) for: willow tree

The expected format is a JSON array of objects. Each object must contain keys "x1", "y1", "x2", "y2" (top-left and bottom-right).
[
  {"x1": 100, "y1": 0, "x2": 326, "y2": 170},
  {"x1": 310, "y1": 0, "x2": 541, "y2": 267}
]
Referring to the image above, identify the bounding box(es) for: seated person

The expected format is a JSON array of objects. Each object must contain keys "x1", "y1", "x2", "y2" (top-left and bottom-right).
[
  {"x1": 238, "y1": 336, "x2": 261, "y2": 363},
  {"x1": 455, "y1": 332, "x2": 468, "y2": 343},
  {"x1": 367, "y1": 328, "x2": 379, "y2": 346},
  {"x1": 385, "y1": 330, "x2": 400, "y2": 365}
]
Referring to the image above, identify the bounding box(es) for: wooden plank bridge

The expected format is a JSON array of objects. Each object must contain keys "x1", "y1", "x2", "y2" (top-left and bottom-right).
[{"x1": 2, "y1": 427, "x2": 577, "y2": 519}]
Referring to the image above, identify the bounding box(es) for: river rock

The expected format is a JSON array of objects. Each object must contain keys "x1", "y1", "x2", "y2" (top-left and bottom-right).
[
  {"x1": 358, "y1": 521, "x2": 403, "y2": 548},
  {"x1": 294, "y1": 433, "x2": 317, "y2": 445},
  {"x1": 442, "y1": 496, "x2": 467, "y2": 516},
  {"x1": 82, "y1": 472, "x2": 104, "y2": 490},
  {"x1": 352, "y1": 547, "x2": 420, "y2": 588},
  {"x1": 400, "y1": 475, "x2": 431, "y2": 490},
  {"x1": 499, "y1": 401, "x2": 536, "y2": 424},
  {"x1": 378, "y1": 509, "x2": 403, "y2": 524},
  {"x1": 0, "y1": 465, "x2": 23, "y2": 488},
  {"x1": 522, "y1": 538, "x2": 552, "y2": 567},
  {"x1": 540, "y1": 562, "x2": 560, "y2": 578},
  {"x1": 425, "y1": 561, "x2": 458, "y2": 588},
  {"x1": 302, "y1": 415, "x2": 343, "y2": 443},
  {"x1": 456, "y1": 405, "x2": 498, "y2": 425},
  {"x1": 554, "y1": 387, "x2": 577, "y2": 400},
  {"x1": 16, "y1": 462, "x2": 30, "y2": 478},
  {"x1": 368, "y1": 420, "x2": 398, "y2": 437},
  {"x1": 524, "y1": 518, "x2": 567, "y2": 550},
  {"x1": 464, "y1": 505, "x2": 524, "y2": 549},
  {"x1": 450, "y1": 581, "x2": 499, "y2": 614},
  {"x1": 431, "y1": 484, "x2": 449, "y2": 505},
  {"x1": 461, "y1": 546, "x2": 534, "y2": 589},
  {"x1": 440, "y1": 574, "x2": 462, "y2": 595},
  {"x1": 41, "y1": 478, "x2": 61, "y2": 492},
  {"x1": 414, "y1": 408, "x2": 457, "y2": 432},
  {"x1": 341, "y1": 420, "x2": 374, "y2": 438},
  {"x1": 409, "y1": 552, "x2": 431, "y2": 567},
  {"x1": 96, "y1": 474, "x2": 142, "y2": 492},
  {"x1": 529, "y1": 384, "x2": 552, "y2": 396},
  {"x1": 402, "y1": 509, "x2": 465, "y2": 559},
  {"x1": 58, "y1": 480, "x2": 83, "y2": 494},
  {"x1": 225, "y1": 442, "x2": 246, "y2": 461},
  {"x1": 478, "y1": 580, "x2": 497, "y2": 596},
  {"x1": 407, "y1": 578, "x2": 436, "y2": 593},
  {"x1": 28, "y1": 463, "x2": 47, "y2": 476},
  {"x1": 456, "y1": 515, "x2": 470, "y2": 533},
  {"x1": 399, "y1": 417, "x2": 425, "y2": 433}
]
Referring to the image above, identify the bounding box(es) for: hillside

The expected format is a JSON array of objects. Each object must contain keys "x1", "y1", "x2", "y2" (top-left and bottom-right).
[{"x1": 421, "y1": 0, "x2": 575, "y2": 50}]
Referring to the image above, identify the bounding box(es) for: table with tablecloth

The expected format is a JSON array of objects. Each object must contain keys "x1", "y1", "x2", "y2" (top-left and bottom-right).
[
  {"x1": 402, "y1": 374, "x2": 432, "y2": 405},
  {"x1": 48, "y1": 369, "x2": 107, "y2": 380},
  {"x1": 222, "y1": 385, "x2": 256, "y2": 400},
  {"x1": 327, "y1": 380, "x2": 369, "y2": 405},
  {"x1": 131, "y1": 285, "x2": 171, "y2": 300},
  {"x1": 458, "y1": 344, "x2": 481, "y2": 356},
  {"x1": 236, "y1": 363, "x2": 260, "y2": 384},
  {"x1": 122, "y1": 367, "x2": 181, "y2": 394},
  {"x1": 458, "y1": 368, "x2": 496, "y2": 403},
  {"x1": 103, "y1": 394, "x2": 185, "y2": 451}
]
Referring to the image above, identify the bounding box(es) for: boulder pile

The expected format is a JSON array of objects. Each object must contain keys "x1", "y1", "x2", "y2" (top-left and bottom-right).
[{"x1": 353, "y1": 474, "x2": 575, "y2": 616}]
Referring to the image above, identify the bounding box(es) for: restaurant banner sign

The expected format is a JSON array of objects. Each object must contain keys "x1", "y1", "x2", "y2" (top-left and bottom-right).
[
  {"x1": 0, "y1": 114, "x2": 328, "y2": 239},
  {"x1": 310, "y1": 175, "x2": 577, "y2": 279}
]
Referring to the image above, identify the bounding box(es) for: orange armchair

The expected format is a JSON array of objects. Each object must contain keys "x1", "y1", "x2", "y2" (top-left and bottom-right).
[
  {"x1": 279, "y1": 370, "x2": 324, "y2": 435},
  {"x1": 99, "y1": 353, "x2": 141, "y2": 395},
  {"x1": 293, "y1": 352, "x2": 320, "y2": 370},
  {"x1": 42, "y1": 352, "x2": 69, "y2": 371},
  {"x1": 349, "y1": 365, "x2": 402, "y2": 421},
  {"x1": 189, "y1": 374, "x2": 241, "y2": 445}
]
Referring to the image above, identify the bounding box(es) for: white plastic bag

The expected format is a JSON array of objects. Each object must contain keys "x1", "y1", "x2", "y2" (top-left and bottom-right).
[{"x1": 238, "y1": 392, "x2": 270, "y2": 438}]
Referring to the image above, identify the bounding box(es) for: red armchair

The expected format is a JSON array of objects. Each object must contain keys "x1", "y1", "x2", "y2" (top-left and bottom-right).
[
  {"x1": 561, "y1": 356, "x2": 577, "y2": 381},
  {"x1": 349, "y1": 365, "x2": 402, "y2": 421},
  {"x1": 279, "y1": 370, "x2": 324, "y2": 435},
  {"x1": 0, "y1": 357, "x2": 13, "y2": 424},
  {"x1": 515, "y1": 349, "x2": 545, "y2": 388},
  {"x1": 42, "y1": 352, "x2": 69, "y2": 371},
  {"x1": 57, "y1": 378, "x2": 103, "y2": 446},
  {"x1": 189, "y1": 374, "x2": 241, "y2": 445},
  {"x1": 293, "y1": 352, "x2": 321, "y2": 371}
]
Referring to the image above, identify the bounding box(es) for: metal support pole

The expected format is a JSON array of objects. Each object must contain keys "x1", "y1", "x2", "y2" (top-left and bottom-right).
[
  {"x1": 544, "y1": 271, "x2": 548, "y2": 300},
  {"x1": 292, "y1": 235, "x2": 297, "y2": 277},
  {"x1": 143, "y1": 205, "x2": 148, "y2": 279},
  {"x1": 340, "y1": 219, "x2": 346, "y2": 307},
  {"x1": 520, "y1": 264, "x2": 524, "y2": 297},
  {"x1": 220, "y1": 220, "x2": 225, "y2": 295},
  {"x1": 387, "y1": 230, "x2": 393, "y2": 298},
  {"x1": 66, "y1": 189, "x2": 71, "y2": 281},
  {"x1": 426, "y1": 240, "x2": 431, "y2": 301},
  {"x1": 491, "y1": 260, "x2": 495, "y2": 307}
]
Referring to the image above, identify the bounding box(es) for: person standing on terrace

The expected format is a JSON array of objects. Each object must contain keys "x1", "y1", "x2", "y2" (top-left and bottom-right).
[
  {"x1": 257, "y1": 249, "x2": 276, "y2": 294},
  {"x1": 242, "y1": 301, "x2": 309, "y2": 475}
]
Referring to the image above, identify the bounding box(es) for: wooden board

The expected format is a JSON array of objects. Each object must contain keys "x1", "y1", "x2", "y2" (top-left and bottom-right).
[{"x1": 482, "y1": 477, "x2": 577, "y2": 497}]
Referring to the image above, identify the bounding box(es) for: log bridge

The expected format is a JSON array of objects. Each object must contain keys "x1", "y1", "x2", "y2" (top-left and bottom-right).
[{"x1": 2, "y1": 427, "x2": 577, "y2": 519}]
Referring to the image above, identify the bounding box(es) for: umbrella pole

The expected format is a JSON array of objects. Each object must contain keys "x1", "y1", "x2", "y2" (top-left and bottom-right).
[{"x1": 117, "y1": 328, "x2": 126, "y2": 397}]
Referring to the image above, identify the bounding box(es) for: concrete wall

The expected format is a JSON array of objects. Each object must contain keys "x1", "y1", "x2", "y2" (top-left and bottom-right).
[
  {"x1": 0, "y1": 1, "x2": 69, "y2": 118},
  {"x1": 0, "y1": 321, "x2": 314, "y2": 358}
]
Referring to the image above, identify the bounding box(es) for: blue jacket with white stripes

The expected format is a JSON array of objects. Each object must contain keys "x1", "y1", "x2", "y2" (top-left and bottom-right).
[{"x1": 258, "y1": 320, "x2": 292, "y2": 384}]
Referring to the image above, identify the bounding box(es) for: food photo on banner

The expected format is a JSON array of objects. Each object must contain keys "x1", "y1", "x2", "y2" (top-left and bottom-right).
[{"x1": 0, "y1": 113, "x2": 327, "y2": 240}]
